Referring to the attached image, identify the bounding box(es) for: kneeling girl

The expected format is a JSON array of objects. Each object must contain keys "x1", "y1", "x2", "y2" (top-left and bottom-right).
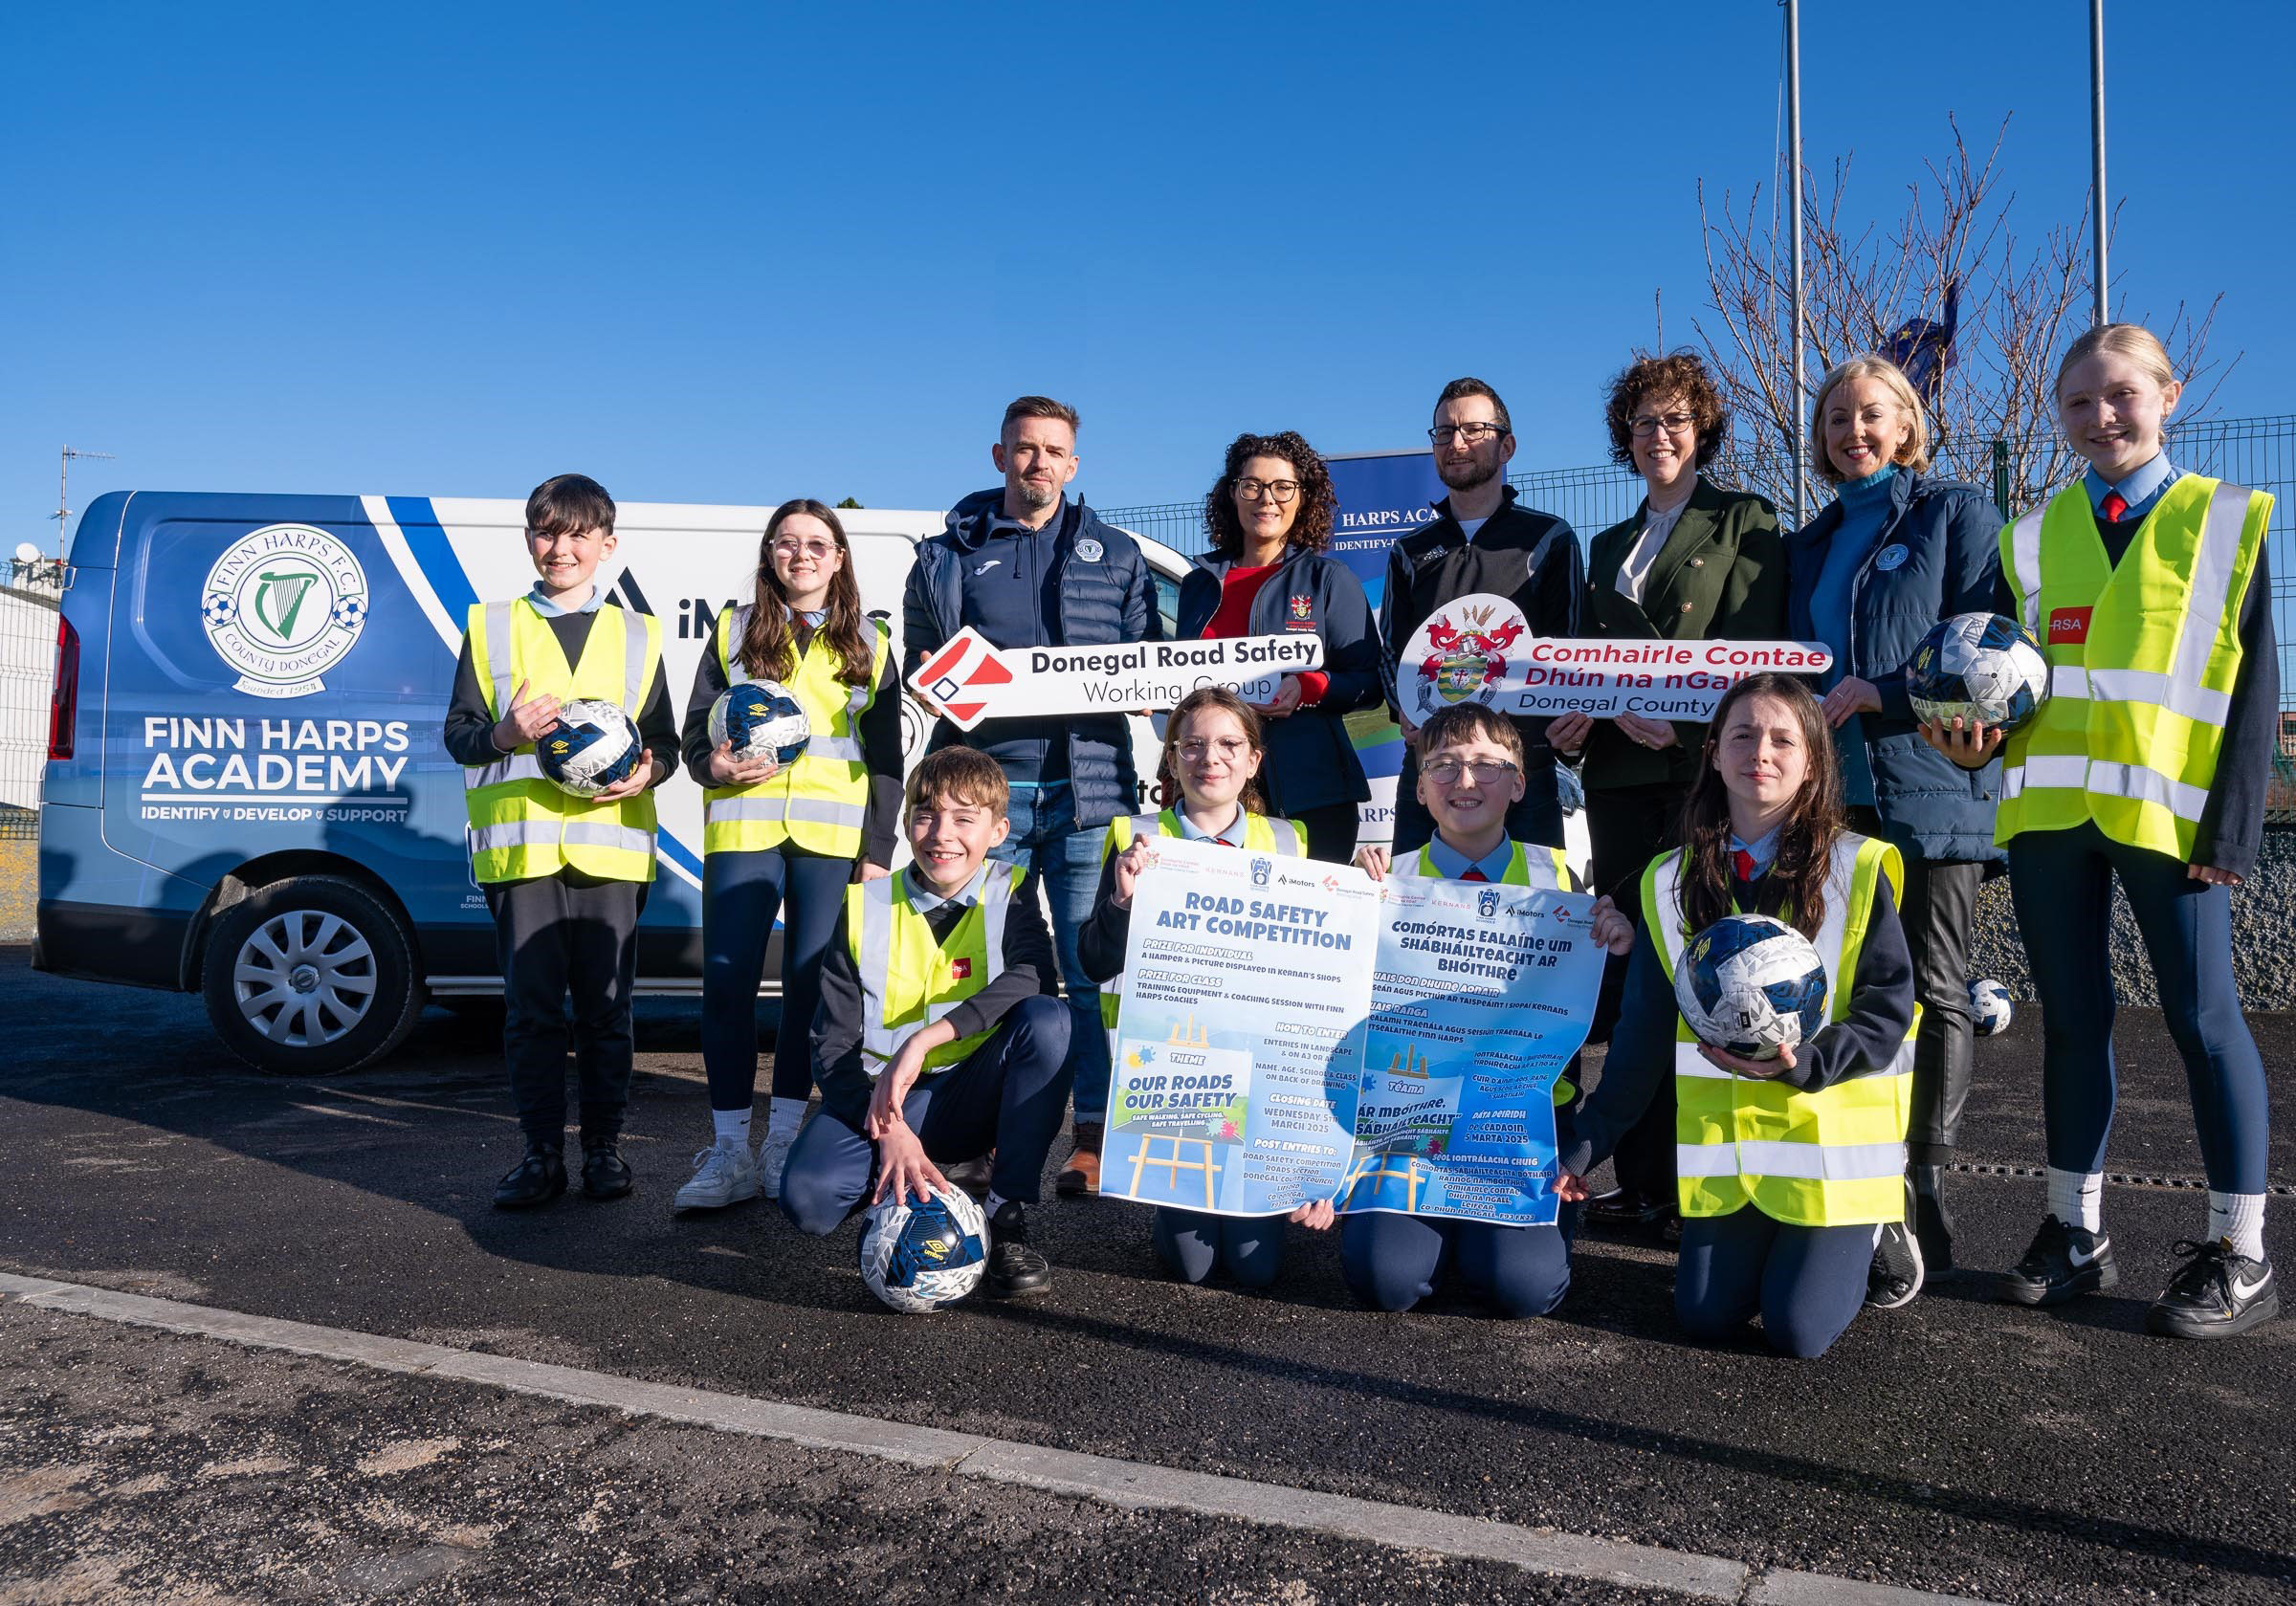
[
  {"x1": 1560, "y1": 673, "x2": 1917, "y2": 1358},
  {"x1": 1077, "y1": 687, "x2": 1314, "y2": 1287}
]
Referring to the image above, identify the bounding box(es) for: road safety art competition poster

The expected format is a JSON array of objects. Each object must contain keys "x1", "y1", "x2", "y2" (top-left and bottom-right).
[
  {"x1": 1105, "y1": 837, "x2": 1605, "y2": 1224},
  {"x1": 1104, "y1": 837, "x2": 1378, "y2": 1216},
  {"x1": 1345, "y1": 874, "x2": 1604, "y2": 1227}
]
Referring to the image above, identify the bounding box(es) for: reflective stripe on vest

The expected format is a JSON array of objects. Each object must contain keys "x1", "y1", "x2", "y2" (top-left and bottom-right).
[
  {"x1": 704, "y1": 604, "x2": 889, "y2": 858},
  {"x1": 1097, "y1": 810, "x2": 1305, "y2": 1033},
  {"x1": 462, "y1": 599, "x2": 659, "y2": 884},
  {"x1": 854, "y1": 863, "x2": 1024, "y2": 1077},
  {"x1": 1998, "y1": 476, "x2": 2271, "y2": 860},
  {"x1": 1400, "y1": 839, "x2": 1568, "y2": 890},
  {"x1": 1643, "y1": 834, "x2": 1915, "y2": 1227}
]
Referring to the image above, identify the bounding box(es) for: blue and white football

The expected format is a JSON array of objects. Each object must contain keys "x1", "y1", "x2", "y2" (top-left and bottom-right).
[
  {"x1": 1906, "y1": 612, "x2": 2050, "y2": 734},
  {"x1": 535, "y1": 698, "x2": 644, "y2": 798},
  {"x1": 709, "y1": 681, "x2": 811, "y2": 770},
  {"x1": 857, "y1": 1182, "x2": 988, "y2": 1313},
  {"x1": 1676, "y1": 913, "x2": 1828, "y2": 1061},
  {"x1": 1970, "y1": 977, "x2": 2014, "y2": 1038}
]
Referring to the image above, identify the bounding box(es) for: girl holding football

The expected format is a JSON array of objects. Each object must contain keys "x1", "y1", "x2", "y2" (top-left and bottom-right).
[
  {"x1": 1559, "y1": 673, "x2": 1917, "y2": 1358},
  {"x1": 1076, "y1": 687, "x2": 1322, "y2": 1287},
  {"x1": 1926, "y1": 323, "x2": 2278, "y2": 1339},
  {"x1": 674, "y1": 499, "x2": 903, "y2": 1214}
]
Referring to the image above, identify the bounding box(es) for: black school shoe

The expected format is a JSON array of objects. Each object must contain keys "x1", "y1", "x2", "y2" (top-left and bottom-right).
[
  {"x1": 1995, "y1": 1215, "x2": 2118, "y2": 1306},
  {"x1": 1583, "y1": 1187, "x2": 1673, "y2": 1230},
  {"x1": 580, "y1": 1138, "x2": 634, "y2": 1200},
  {"x1": 2146, "y1": 1239, "x2": 2279, "y2": 1340},
  {"x1": 494, "y1": 1144, "x2": 566, "y2": 1209},
  {"x1": 986, "y1": 1200, "x2": 1050, "y2": 1299}
]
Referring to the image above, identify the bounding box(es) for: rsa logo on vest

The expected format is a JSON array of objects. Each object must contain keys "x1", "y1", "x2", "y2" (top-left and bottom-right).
[{"x1": 2048, "y1": 606, "x2": 2093, "y2": 646}]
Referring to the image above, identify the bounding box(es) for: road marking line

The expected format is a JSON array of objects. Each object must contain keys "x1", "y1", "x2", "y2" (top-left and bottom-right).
[{"x1": 0, "y1": 1272, "x2": 1994, "y2": 1606}]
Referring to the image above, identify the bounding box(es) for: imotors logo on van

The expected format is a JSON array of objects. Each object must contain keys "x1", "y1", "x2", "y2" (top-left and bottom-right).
[{"x1": 200, "y1": 524, "x2": 369, "y2": 698}]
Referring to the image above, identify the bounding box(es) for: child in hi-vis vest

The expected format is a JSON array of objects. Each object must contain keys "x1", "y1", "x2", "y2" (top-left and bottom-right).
[{"x1": 1927, "y1": 323, "x2": 2279, "y2": 1340}]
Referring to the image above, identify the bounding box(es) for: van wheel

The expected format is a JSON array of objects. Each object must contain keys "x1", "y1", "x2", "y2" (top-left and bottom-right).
[{"x1": 202, "y1": 875, "x2": 421, "y2": 1075}]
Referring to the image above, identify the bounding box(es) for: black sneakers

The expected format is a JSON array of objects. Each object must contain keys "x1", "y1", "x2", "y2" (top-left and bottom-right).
[
  {"x1": 493, "y1": 1143, "x2": 566, "y2": 1209},
  {"x1": 1866, "y1": 1221, "x2": 1926, "y2": 1309},
  {"x1": 2146, "y1": 1239, "x2": 2279, "y2": 1340},
  {"x1": 986, "y1": 1199, "x2": 1050, "y2": 1299},
  {"x1": 1996, "y1": 1215, "x2": 2118, "y2": 1306}
]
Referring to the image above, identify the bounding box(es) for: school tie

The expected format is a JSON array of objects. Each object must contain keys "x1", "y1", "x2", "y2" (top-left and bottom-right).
[
  {"x1": 2100, "y1": 490, "x2": 2130, "y2": 522},
  {"x1": 1733, "y1": 848, "x2": 1756, "y2": 883},
  {"x1": 1462, "y1": 868, "x2": 1490, "y2": 882}
]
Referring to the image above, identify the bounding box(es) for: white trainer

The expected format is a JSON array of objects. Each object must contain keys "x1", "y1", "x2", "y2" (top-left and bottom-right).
[
  {"x1": 756, "y1": 1128, "x2": 798, "y2": 1200},
  {"x1": 673, "y1": 1138, "x2": 760, "y2": 1212}
]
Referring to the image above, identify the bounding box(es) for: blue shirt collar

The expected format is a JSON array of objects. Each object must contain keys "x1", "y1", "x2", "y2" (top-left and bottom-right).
[
  {"x1": 903, "y1": 862, "x2": 987, "y2": 913},
  {"x1": 1174, "y1": 804, "x2": 1248, "y2": 847},
  {"x1": 1424, "y1": 834, "x2": 1515, "y2": 881},
  {"x1": 2084, "y1": 453, "x2": 2179, "y2": 520},
  {"x1": 525, "y1": 581, "x2": 606, "y2": 616},
  {"x1": 1728, "y1": 827, "x2": 1781, "y2": 878}
]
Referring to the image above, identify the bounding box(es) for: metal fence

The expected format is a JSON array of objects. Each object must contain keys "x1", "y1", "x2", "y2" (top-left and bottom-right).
[
  {"x1": 0, "y1": 564, "x2": 64, "y2": 841},
  {"x1": 1103, "y1": 413, "x2": 2296, "y2": 804}
]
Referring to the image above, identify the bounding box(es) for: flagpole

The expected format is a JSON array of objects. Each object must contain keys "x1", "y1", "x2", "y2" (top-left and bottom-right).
[
  {"x1": 1786, "y1": 0, "x2": 1806, "y2": 527},
  {"x1": 2089, "y1": 0, "x2": 2108, "y2": 324}
]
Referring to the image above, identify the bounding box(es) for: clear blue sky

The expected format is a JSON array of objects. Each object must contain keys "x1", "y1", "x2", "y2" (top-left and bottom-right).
[{"x1": 6, "y1": 2, "x2": 2289, "y2": 551}]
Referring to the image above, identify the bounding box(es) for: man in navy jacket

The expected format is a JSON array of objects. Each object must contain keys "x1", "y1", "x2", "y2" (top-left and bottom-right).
[{"x1": 901, "y1": 395, "x2": 1161, "y2": 1194}]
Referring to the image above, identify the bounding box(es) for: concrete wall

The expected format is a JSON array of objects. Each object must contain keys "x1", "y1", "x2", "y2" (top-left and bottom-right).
[{"x1": 1966, "y1": 828, "x2": 2296, "y2": 1010}]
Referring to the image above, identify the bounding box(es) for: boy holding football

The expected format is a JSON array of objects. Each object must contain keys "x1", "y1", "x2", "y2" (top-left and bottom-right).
[
  {"x1": 441, "y1": 473, "x2": 677, "y2": 1209},
  {"x1": 779, "y1": 746, "x2": 1071, "y2": 1299}
]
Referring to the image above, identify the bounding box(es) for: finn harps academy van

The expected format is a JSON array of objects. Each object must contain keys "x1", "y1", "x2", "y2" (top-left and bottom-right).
[{"x1": 36, "y1": 492, "x2": 1191, "y2": 1074}]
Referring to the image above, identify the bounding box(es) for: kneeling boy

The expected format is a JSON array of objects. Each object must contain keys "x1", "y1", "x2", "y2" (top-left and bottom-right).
[{"x1": 780, "y1": 748, "x2": 1071, "y2": 1298}]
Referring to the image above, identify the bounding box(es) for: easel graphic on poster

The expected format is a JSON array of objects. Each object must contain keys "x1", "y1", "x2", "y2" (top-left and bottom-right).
[
  {"x1": 1122, "y1": 1014, "x2": 1223, "y2": 1207},
  {"x1": 1342, "y1": 1149, "x2": 1427, "y2": 1211}
]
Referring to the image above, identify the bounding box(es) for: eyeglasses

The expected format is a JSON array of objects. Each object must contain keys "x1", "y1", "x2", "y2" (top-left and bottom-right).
[
  {"x1": 1233, "y1": 477, "x2": 1300, "y2": 504},
  {"x1": 1177, "y1": 737, "x2": 1251, "y2": 761},
  {"x1": 1629, "y1": 411, "x2": 1697, "y2": 438},
  {"x1": 770, "y1": 539, "x2": 839, "y2": 561},
  {"x1": 1423, "y1": 758, "x2": 1519, "y2": 784},
  {"x1": 1428, "y1": 422, "x2": 1506, "y2": 446}
]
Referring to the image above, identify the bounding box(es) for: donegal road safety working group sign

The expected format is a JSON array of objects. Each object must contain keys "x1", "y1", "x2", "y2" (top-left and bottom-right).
[{"x1": 909, "y1": 629, "x2": 1325, "y2": 732}]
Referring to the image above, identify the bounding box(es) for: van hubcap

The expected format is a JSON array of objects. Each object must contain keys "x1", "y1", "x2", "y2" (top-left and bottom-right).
[{"x1": 232, "y1": 911, "x2": 377, "y2": 1047}]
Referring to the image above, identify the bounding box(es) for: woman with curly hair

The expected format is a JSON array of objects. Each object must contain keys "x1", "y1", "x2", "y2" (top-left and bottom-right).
[
  {"x1": 1548, "y1": 350, "x2": 1788, "y2": 1238},
  {"x1": 1786, "y1": 353, "x2": 2006, "y2": 1310},
  {"x1": 1175, "y1": 430, "x2": 1383, "y2": 863}
]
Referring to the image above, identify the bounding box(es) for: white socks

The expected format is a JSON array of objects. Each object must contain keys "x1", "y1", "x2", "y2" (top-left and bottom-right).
[
  {"x1": 2209, "y1": 1191, "x2": 2268, "y2": 1261},
  {"x1": 711, "y1": 1108, "x2": 752, "y2": 1148},
  {"x1": 767, "y1": 1098, "x2": 807, "y2": 1141},
  {"x1": 2047, "y1": 1167, "x2": 2104, "y2": 1233}
]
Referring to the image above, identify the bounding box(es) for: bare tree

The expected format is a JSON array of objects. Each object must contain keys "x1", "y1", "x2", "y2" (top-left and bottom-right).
[{"x1": 1694, "y1": 115, "x2": 2228, "y2": 521}]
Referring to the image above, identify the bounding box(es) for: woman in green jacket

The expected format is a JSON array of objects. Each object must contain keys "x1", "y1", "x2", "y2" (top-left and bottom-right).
[{"x1": 1548, "y1": 350, "x2": 1788, "y2": 1231}]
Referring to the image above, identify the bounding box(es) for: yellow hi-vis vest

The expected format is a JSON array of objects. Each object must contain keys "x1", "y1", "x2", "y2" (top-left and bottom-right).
[
  {"x1": 703, "y1": 605, "x2": 891, "y2": 860},
  {"x1": 1395, "y1": 837, "x2": 1578, "y2": 1105},
  {"x1": 853, "y1": 862, "x2": 1027, "y2": 1080},
  {"x1": 1398, "y1": 839, "x2": 1571, "y2": 890},
  {"x1": 1643, "y1": 834, "x2": 1916, "y2": 1227},
  {"x1": 1997, "y1": 474, "x2": 2271, "y2": 861},
  {"x1": 1097, "y1": 809, "x2": 1305, "y2": 1034},
  {"x1": 463, "y1": 599, "x2": 660, "y2": 885}
]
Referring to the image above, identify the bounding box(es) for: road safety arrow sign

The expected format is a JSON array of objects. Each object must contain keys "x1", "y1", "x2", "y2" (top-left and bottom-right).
[{"x1": 909, "y1": 628, "x2": 1325, "y2": 732}]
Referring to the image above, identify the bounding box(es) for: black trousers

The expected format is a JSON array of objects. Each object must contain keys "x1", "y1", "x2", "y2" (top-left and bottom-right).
[
  {"x1": 486, "y1": 868, "x2": 649, "y2": 1147},
  {"x1": 1583, "y1": 781, "x2": 1688, "y2": 1201},
  {"x1": 1845, "y1": 809, "x2": 1982, "y2": 1164},
  {"x1": 1289, "y1": 801, "x2": 1361, "y2": 865}
]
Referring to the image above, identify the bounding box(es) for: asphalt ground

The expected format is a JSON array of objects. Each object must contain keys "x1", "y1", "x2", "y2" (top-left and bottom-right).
[{"x1": 5, "y1": 944, "x2": 2294, "y2": 1604}]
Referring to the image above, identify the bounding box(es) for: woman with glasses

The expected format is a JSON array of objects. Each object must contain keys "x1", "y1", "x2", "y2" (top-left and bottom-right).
[
  {"x1": 673, "y1": 499, "x2": 904, "y2": 1213},
  {"x1": 1176, "y1": 431, "x2": 1382, "y2": 863},
  {"x1": 1785, "y1": 354, "x2": 2006, "y2": 1309},
  {"x1": 1548, "y1": 351, "x2": 1787, "y2": 1239}
]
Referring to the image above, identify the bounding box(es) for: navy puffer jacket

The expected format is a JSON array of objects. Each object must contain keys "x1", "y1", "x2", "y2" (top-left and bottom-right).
[
  {"x1": 902, "y1": 490, "x2": 1160, "y2": 830},
  {"x1": 1785, "y1": 471, "x2": 2007, "y2": 865}
]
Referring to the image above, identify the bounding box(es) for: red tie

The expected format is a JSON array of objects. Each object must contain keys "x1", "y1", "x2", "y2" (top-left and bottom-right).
[
  {"x1": 2100, "y1": 491, "x2": 2130, "y2": 522},
  {"x1": 1733, "y1": 849, "x2": 1756, "y2": 882},
  {"x1": 1462, "y1": 868, "x2": 1490, "y2": 882}
]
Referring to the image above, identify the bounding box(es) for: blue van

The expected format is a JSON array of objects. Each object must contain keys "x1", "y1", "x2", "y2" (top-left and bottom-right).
[{"x1": 36, "y1": 491, "x2": 1192, "y2": 1074}]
